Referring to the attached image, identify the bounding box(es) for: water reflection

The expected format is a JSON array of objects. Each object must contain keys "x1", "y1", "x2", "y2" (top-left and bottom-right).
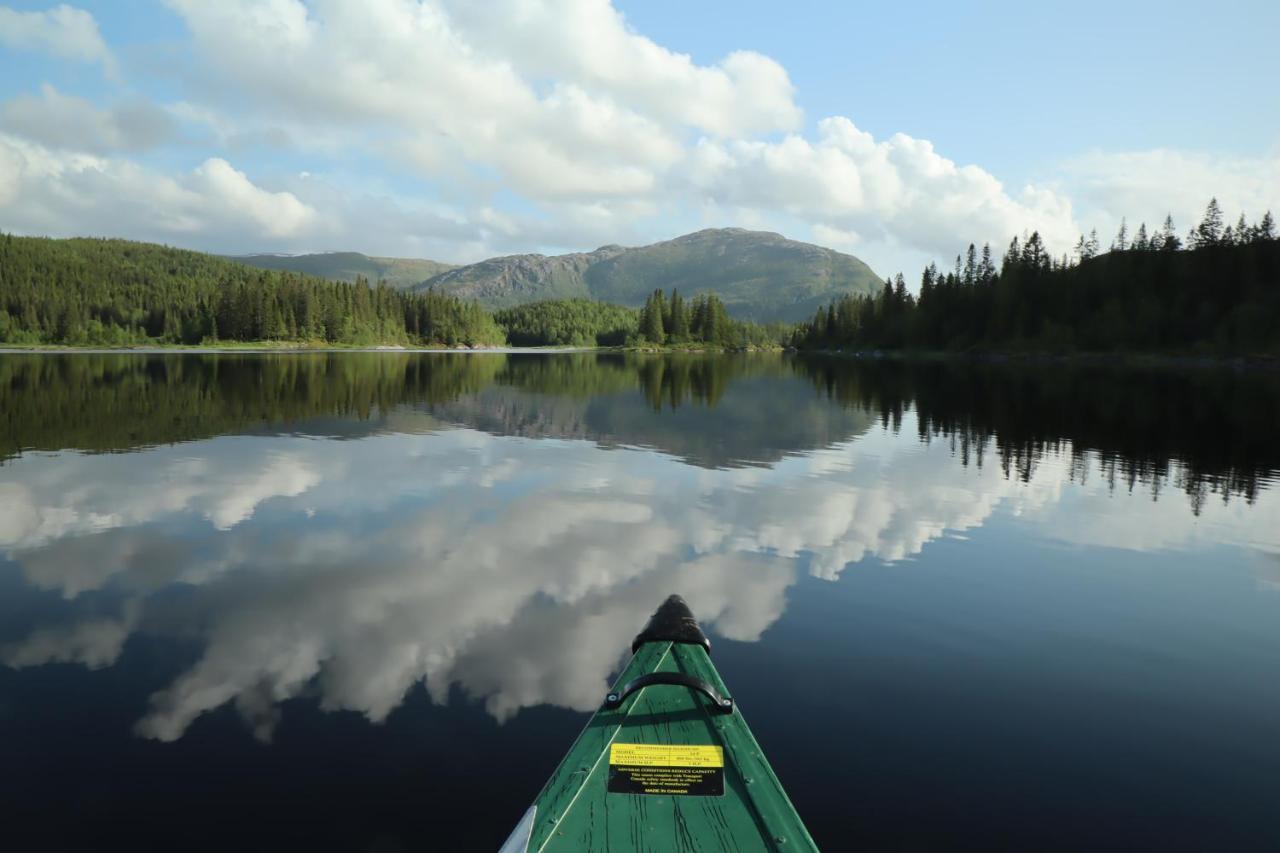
[
  {"x1": 800, "y1": 357, "x2": 1280, "y2": 509},
  {"x1": 6, "y1": 352, "x2": 1277, "y2": 495},
  {"x1": 3, "y1": 352, "x2": 1278, "y2": 747}
]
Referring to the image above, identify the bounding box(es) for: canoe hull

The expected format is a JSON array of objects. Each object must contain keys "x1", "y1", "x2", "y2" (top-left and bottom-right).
[{"x1": 503, "y1": 598, "x2": 816, "y2": 852}]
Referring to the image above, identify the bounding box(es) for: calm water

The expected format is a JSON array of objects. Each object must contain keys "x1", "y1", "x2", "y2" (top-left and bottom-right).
[{"x1": 2, "y1": 352, "x2": 1279, "y2": 851}]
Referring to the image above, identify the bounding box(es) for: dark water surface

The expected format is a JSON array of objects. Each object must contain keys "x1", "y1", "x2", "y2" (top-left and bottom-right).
[{"x1": 2, "y1": 352, "x2": 1279, "y2": 851}]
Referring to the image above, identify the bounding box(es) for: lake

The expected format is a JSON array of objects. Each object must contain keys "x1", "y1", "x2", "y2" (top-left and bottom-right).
[{"x1": 2, "y1": 352, "x2": 1279, "y2": 851}]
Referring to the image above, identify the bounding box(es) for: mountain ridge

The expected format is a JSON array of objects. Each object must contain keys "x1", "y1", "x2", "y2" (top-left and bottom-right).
[
  {"x1": 416, "y1": 228, "x2": 881, "y2": 322},
  {"x1": 230, "y1": 228, "x2": 881, "y2": 322},
  {"x1": 230, "y1": 251, "x2": 456, "y2": 290}
]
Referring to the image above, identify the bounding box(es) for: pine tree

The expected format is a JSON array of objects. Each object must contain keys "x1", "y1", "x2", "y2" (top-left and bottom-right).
[
  {"x1": 637, "y1": 290, "x2": 660, "y2": 340},
  {"x1": 1133, "y1": 222, "x2": 1149, "y2": 250},
  {"x1": 1113, "y1": 218, "x2": 1129, "y2": 251},
  {"x1": 963, "y1": 244, "x2": 978, "y2": 287},
  {"x1": 1003, "y1": 236, "x2": 1021, "y2": 273},
  {"x1": 1022, "y1": 232, "x2": 1048, "y2": 269},
  {"x1": 669, "y1": 289, "x2": 689, "y2": 341},
  {"x1": 1258, "y1": 211, "x2": 1276, "y2": 242},
  {"x1": 979, "y1": 243, "x2": 996, "y2": 284},
  {"x1": 1160, "y1": 215, "x2": 1181, "y2": 251},
  {"x1": 652, "y1": 289, "x2": 669, "y2": 335},
  {"x1": 1235, "y1": 213, "x2": 1250, "y2": 246},
  {"x1": 894, "y1": 273, "x2": 909, "y2": 303},
  {"x1": 641, "y1": 291, "x2": 665, "y2": 343},
  {"x1": 1193, "y1": 198, "x2": 1224, "y2": 248}
]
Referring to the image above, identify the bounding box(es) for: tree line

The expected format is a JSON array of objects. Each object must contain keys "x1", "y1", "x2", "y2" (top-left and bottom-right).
[
  {"x1": 0, "y1": 236, "x2": 505, "y2": 347},
  {"x1": 635, "y1": 288, "x2": 786, "y2": 348},
  {"x1": 494, "y1": 299, "x2": 638, "y2": 346},
  {"x1": 0, "y1": 236, "x2": 783, "y2": 349},
  {"x1": 795, "y1": 199, "x2": 1279, "y2": 355}
]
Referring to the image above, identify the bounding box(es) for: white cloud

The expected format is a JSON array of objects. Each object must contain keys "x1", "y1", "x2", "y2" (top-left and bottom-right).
[
  {"x1": 0, "y1": 134, "x2": 321, "y2": 246},
  {"x1": 0, "y1": 0, "x2": 1265, "y2": 269},
  {"x1": 440, "y1": 0, "x2": 802, "y2": 137},
  {"x1": 687, "y1": 118, "x2": 1080, "y2": 257},
  {"x1": 812, "y1": 223, "x2": 864, "y2": 252},
  {"x1": 149, "y1": 0, "x2": 1071, "y2": 259},
  {"x1": 165, "y1": 0, "x2": 686, "y2": 202},
  {"x1": 187, "y1": 158, "x2": 320, "y2": 241},
  {"x1": 1063, "y1": 147, "x2": 1280, "y2": 240},
  {"x1": 0, "y1": 4, "x2": 116, "y2": 73},
  {"x1": 0, "y1": 84, "x2": 175, "y2": 153}
]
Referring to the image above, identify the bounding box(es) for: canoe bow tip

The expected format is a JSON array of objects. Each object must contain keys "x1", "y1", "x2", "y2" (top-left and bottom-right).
[{"x1": 631, "y1": 593, "x2": 711, "y2": 655}]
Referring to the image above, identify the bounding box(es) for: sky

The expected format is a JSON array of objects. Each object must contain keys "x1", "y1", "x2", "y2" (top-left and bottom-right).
[{"x1": 0, "y1": 0, "x2": 1277, "y2": 279}]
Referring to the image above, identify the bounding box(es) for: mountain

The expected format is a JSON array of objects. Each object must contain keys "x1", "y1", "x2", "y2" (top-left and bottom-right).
[
  {"x1": 414, "y1": 228, "x2": 881, "y2": 322},
  {"x1": 231, "y1": 251, "x2": 455, "y2": 290},
  {"x1": 416, "y1": 245, "x2": 627, "y2": 304}
]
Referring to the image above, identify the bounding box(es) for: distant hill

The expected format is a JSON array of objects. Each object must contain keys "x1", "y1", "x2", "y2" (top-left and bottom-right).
[
  {"x1": 231, "y1": 251, "x2": 455, "y2": 290},
  {"x1": 415, "y1": 228, "x2": 881, "y2": 322}
]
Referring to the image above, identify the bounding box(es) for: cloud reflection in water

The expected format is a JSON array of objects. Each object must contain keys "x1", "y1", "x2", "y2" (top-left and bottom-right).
[{"x1": 2, "y1": 413, "x2": 1276, "y2": 742}]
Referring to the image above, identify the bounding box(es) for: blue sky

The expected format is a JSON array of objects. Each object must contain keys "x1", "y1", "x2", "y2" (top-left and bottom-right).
[
  {"x1": 620, "y1": 1, "x2": 1280, "y2": 166},
  {"x1": 0, "y1": 0, "x2": 1277, "y2": 278}
]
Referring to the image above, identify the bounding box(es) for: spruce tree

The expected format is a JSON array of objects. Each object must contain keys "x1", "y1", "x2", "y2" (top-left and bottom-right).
[
  {"x1": 641, "y1": 292, "x2": 665, "y2": 342},
  {"x1": 963, "y1": 244, "x2": 978, "y2": 287},
  {"x1": 1258, "y1": 211, "x2": 1276, "y2": 241},
  {"x1": 979, "y1": 243, "x2": 996, "y2": 284},
  {"x1": 669, "y1": 290, "x2": 689, "y2": 341},
  {"x1": 1193, "y1": 198, "x2": 1224, "y2": 248},
  {"x1": 1113, "y1": 218, "x2": 1129, "y2": 251},
  {"x1": 1134, "y1": 223, "x2": 1149, "y2": 250},
  {"x1": 1160, "y1": 214, "x2": 1181, "y2": 251}
]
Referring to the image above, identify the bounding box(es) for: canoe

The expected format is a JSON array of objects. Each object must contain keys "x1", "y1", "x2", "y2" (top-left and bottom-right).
[{"x1": 500, "y1": 595, "x2": 817, "y2": 852}]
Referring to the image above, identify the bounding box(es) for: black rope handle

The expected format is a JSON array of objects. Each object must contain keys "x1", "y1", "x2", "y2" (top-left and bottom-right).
[{"x1": 603, "y1": 672, "x2": 734, "y2": 714}]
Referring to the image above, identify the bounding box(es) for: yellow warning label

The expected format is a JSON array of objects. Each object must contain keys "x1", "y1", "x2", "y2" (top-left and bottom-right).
[{"x1": 609, "y1": 743, "x2": 724, "y2": 768}]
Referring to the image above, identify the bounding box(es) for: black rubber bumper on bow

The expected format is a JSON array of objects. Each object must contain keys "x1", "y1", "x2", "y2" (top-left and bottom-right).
[{"x1": 630, "y1": 594, "x2": 711, "y2": 655}]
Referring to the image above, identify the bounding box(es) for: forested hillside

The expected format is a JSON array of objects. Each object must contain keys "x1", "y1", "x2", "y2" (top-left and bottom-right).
[
  {"x1": 0, "y1": 236, "x2": 503, "y2": 346},
  {"x1": 0, "y1": 236, "x2": 783, "y2": 349},
  {"x1": 495, "y1": 299, "x2": 638, "y2": 346},
  {"x1": 493, "y1": 292, "x2": 786, "y2": 348},
  {"x1": 796, "y1": 201, "x2": 1279, "y2": 355},
  {"x1": 231, "y1": 251, "x2": 455, "y2": 289}
]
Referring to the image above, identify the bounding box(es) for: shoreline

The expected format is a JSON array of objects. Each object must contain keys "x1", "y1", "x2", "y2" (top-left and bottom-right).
[
  {"x1": 794, "y1": 348, "x2": 1280, "y2": 370},
  {"x1": 0, "y1": 343, "x2": 595, "y2": 354},
  {"x1": 2, "y1": 343, "x2": 1273, "y2": 369},
  {"x1": 0, "y1": 342, "x2": 785, "y2": 355}
]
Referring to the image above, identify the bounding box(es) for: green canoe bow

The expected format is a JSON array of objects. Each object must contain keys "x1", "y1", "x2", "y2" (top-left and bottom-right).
[{"x1": 500, "y1": 595, "x2": 817, "y2": 852}]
